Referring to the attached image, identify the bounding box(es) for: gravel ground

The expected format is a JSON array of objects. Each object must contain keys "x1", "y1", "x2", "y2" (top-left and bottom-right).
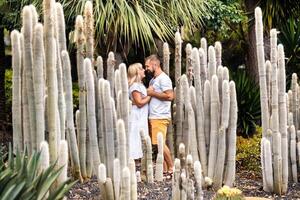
[{"x1": 67, "y1": 170, "x2": 300, "y2": 200}]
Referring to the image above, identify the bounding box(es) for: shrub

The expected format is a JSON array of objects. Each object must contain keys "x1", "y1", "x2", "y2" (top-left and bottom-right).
[
  {"x1": 5, "y1": 69, "x2": 12, "y2": 119},
  {"x1": 231, "y1": 69, "x2": 261, "y2": 137},
  {"x1": 0, "y1": 146, "x2": 76, "y2": 200},
  {"x1": 236, "y1": 126, "x2": 262, "y2": 172}
]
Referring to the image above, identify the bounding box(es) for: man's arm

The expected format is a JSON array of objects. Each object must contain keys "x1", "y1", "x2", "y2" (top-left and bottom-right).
[{"x1": 147, "y1": 88, "x2": 174, "y2": 101}]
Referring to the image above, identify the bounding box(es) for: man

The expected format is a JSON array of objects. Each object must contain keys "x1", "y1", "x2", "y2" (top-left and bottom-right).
[{"x1": 145, "y1": 54, "x2": 174, "y2": 173}]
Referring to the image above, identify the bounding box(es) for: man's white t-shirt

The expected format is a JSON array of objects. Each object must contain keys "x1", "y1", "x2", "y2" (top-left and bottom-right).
[{"x1": 149, "y1": 72, "x2": 172, "y2": 119}]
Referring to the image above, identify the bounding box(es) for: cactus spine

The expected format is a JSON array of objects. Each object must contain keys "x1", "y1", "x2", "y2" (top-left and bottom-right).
[
  {"x1": 57, "y1": 140, "x2": 68, "y2": 185},
  {"x1": 117, "y1": 119, "x2": 127, "y2": 170}
]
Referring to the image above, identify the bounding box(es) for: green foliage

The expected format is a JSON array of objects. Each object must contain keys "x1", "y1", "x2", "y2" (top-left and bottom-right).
[
  {"x1": 231, "y1": 69, "x2": 261, "y2": 136},
  {"x1": 279, "y1": 18, "x2": 300, "y2": 88},
  {"x1": 0, "y1": 146, "x2": 76, "y2": 200},
  {"x1": 5, "y1": 69, "x2": 12, "y2": 115},
  {"x1": 60, "y1": 0, "x2": 214, "y2": 55},
  {"x1": 236, "y1": 127, "x2": 262, "y2": 172},
  {"x1": 72, "y1": 82, "x2": 79, "y2": 111}
]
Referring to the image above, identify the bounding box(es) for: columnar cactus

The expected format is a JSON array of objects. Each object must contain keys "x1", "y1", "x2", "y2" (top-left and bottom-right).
[
  {"x1": 120, "y1": 167, "x2": 131, "y2": 200},
  {"x1": 32, "y1": 23, "x2": 45, "y2": 152},
  {"x1": 84, "y1": 1, "x2": 94, "y2": 60},
  {"x1": 192, "y1": 47, "x2": 207, "y2": 175},
  {"x1": 107, "y1": 52, "x2": 115, "y2": 97},
  {"x1": 129, "y1": 159, "x2": 137, "y2": 200},
  {"x1": 11, "y1": 30, "x2": 23, "y2": 153},
  {"x1": 75, "y1": 15, "x2": 87, "y2": 178},
  {"x1": 163, "y1": 42, "x2": 170, "y2": 75},
  {"x1": 96, "y1": 56, "x2": 104, "y2": 79},
  {"x1": 103, "y1": 80, "x2": 115, "y2": 178},
  {"x1": 155, "y1": 132, "x2": 164, "y2": 181},
  {"x1": 215, "y1": 41, "x2": 222, "y2": 67},
  {"x1": 208, "y1": 75, "x2": 219, "y2": 179},
  {"x1": 85, "y1": 58, "x2": 101, "y2": 173},
  {"x1": 117, "y1": 119, "x2": 127, "y2": 170},
  {"x1": 113, "y1": 159, "x2": 121, "y2": 199},
  {"x1": 44, "y1": 0, "x2": 58, "y2": 163},
  {"x1": 61, "y1": 50, "x2": 82, "y2": 180},
  {"x1": 224, "y1": 81, "x2": 238, "y2": 187},
  {"x1": 254, "y1": 6, "x2": 297, "y2": 194},
  {"x1": 57, "y1": 140, "x2": 68, "y2": 185},
  {"x1": 23, "y1": 6, "x2": 37, "y2": 152}
]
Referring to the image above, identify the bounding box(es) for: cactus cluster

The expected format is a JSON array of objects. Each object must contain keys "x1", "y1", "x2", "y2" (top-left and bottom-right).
[
  {"x1": 172, "y1": 143, "x2": 203, "y2": 200},
  {"x1": 255, "y1": 7, "x2": 299, "y2": 194},
  {"x1": 11, "y1": 1, "x2": 137, "y2": 199},
  {"x1": 169, "y1": 32, "x2": 238, "y2": 190}
]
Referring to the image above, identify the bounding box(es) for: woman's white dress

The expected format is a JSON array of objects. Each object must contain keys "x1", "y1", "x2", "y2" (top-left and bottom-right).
[{"x1": 128, "y1": 82, "x2": 149, "y2": 159}]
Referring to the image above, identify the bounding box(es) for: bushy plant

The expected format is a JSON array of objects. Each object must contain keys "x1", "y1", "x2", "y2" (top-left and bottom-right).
[
  {"x1": 231, "y1": 69, "x2": 261, "y2": 137},
  {"x1": 236, "y1": 126, "x2": 262, "y2": 172},
  {"x1": 213, "y1": 185, "x2": 245, "y2": 200},
  {"x1": 5, "y1": 69, "x2": 12, "y2": 119},
  {"x1": 0, "y1": 146, "x2": 76, "y2": 200},
  {"x1": 72, "y1": 82, "x2": 79, "y2": 111}
]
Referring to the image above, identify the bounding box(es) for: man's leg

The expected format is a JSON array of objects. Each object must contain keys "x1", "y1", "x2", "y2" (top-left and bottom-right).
[{"x1": 164, "y1": 144, "x2": 173, "y2": 172}]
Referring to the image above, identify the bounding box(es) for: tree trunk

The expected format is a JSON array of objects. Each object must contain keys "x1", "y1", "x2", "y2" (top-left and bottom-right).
[
  {"x1": 244, "y1": 0, "x2": 259, "y2": 83},
  {"x1": 0, "y1": 27, "x2": 6, "y2": 125}
]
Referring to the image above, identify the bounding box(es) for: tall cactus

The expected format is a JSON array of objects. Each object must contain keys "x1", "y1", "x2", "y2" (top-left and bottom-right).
[
  {"x1": 85, "y1": 58, "x2": 101, "y2": 173},
  {"x1": 119, "y1": 64, "x2": 130, "y2": 159},
  {"x1": 208, "y1": 46, "x2": 216, "y2": 82},
  {"x1": 107, "y1": 52, "x2": 116, "y2": 97},
  {"x1": 215, "y1": 41, "x2": 222, "y2": 67},
  {"x1": 44, "y1": 0, "x2": 58, "y2": 163},
  {"x1": 103, "y1": 80, "x2": 115, "y2": 178},
  {"x1": 84, "y1": 1, "x2": 94, "y2": 60},
  {"x1": 61, "y1": 50, "x2": 82, "y2": 180},
  {"x1": 208, "y1": 75, "x2": 219, "y2": 179},
  {"x1": 120, "y1": 167, "x2": 131, "y2": 200},
  {"x1": 23, "y1": 6, "x2": 37, "y2": 152},
  {"x1": 192, "y1": 47, "x2": 207, "y2": 175},
  {"x1": 155, "y1": 132, "x2": 164, "y2": 181},
  {"x1": 75, "y1": 15, "x2": 87, "y2": 178},
  {"x1": 224, "y1": 81, "x2": 238, "y2": 187},
  {"x1": 96, "y1": 56, "x2": 104, "y2": 79},
  {"x1": 11, "y1": 30, "x2": 23, "y2": 152},
  {"x1": 214, "y1": 80, "x2": 230, "y2": 189},
  {"x1": 163, "y1": 42, "x2": 170, "y2": 75},
  {"x1": 255, "y1": 7, "x2": 269, "y2": 137},
  {"x1": 32, "y1": 23, "x2": 45, "y2": 150},
  {"x1": 117, "y1": 119, "x2": 127, "y2": 170},
  {"x1": 278, "y1": 44, "x2": 288, "y2": 192}
]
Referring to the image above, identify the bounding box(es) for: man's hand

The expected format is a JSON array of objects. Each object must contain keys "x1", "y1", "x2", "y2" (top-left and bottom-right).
[{"x1": 147, "y1": 85, "x2": 154, "y2": 96}]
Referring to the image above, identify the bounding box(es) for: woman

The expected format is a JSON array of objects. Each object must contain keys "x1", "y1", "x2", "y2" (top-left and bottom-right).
[{"x1": 128, "y1": 63, "x2": 151, "y2": 160}]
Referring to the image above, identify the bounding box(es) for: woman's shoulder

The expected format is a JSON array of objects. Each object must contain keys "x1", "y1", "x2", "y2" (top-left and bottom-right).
[{"x1": 129, "y1": 82, "x2": 144, "y2": 92}]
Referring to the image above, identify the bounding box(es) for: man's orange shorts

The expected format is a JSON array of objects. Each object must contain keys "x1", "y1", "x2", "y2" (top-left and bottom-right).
[{"x1": 149, "y1": 119, "x2": 170, "y2": 145}]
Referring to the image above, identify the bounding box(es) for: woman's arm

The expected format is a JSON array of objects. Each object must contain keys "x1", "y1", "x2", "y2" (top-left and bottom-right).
[{"x1": 132, "y1": 91, "x2": 151, "y2": 108}]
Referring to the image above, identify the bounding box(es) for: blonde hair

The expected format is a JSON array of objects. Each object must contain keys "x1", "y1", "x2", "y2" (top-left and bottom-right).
[{"x1": 128, "y1": 63, "x2": 143, "y2": 86}]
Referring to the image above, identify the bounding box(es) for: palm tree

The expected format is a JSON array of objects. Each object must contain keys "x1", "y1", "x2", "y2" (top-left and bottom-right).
[{"x1": 60, "y1": 0, "x2": 213, "y2": 59}]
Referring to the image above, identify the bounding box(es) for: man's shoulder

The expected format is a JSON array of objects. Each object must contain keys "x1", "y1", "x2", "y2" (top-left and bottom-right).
[{"x1": 158, "y1": 72, "x2": 171, "y2": 81}]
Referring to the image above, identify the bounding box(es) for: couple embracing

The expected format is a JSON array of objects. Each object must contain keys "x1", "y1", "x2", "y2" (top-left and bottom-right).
[{"x1": 128, "y1": 54, "x2": 174, "y2": 173}]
